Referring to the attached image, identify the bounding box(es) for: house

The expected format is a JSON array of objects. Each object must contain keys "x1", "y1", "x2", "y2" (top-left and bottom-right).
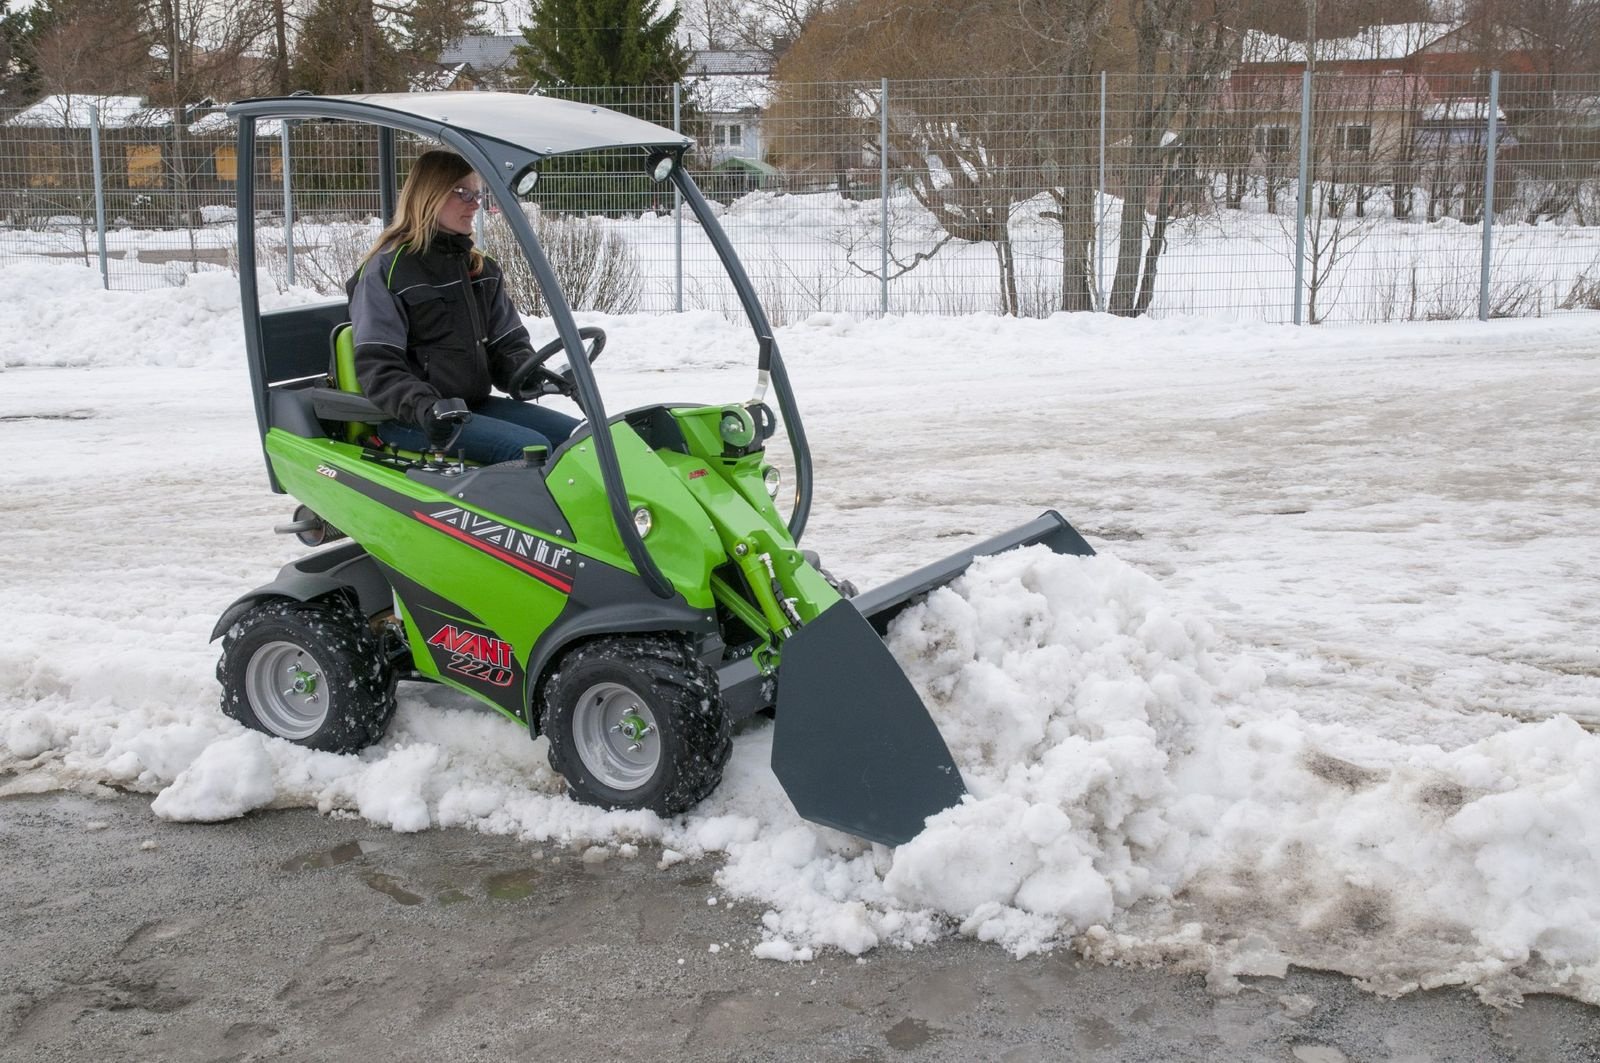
[
  {"x1": 3, "y1": 95, "x2": 172, "y2": 191},
  {"x1": 1, "y1": 94, "x2": 284, "y2": 224},
  {"x1": 1218, "y1": 68, "x2": 1438, "y2": 165},
  {"x1": 686, "y1": 50, "x2": 772, "y2": 166},
  {"x1": 432, "y1": 37, "x2": 778, "y2": 174},
  {"x1": 439, "y1": 35, "x2": 524, "y2": 87},
  {"x1": 1225, "y1": 19, "x2": 1544, "y2": 167}
]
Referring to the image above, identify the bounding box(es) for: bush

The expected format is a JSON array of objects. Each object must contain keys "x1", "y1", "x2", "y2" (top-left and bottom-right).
[{"x1": 482, "y1": 205, "x2": 643, "y2": 316}]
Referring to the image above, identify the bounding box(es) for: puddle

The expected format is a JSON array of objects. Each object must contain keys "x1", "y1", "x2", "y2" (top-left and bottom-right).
[
  {"x1": 0, "y1": 411, "x2": 95, "y2": 422},
  {"x1": 282, "y1": 841, "x2": 364, "y2": 872},
  {"x1": 1076, "y1": 1014, "x2": 1123, "y2": 1049},
  {"x1": 885, "y1": 1017, "x2": 936, "y2": 1050},
  {"x1": 363, "y1": 872, "x2": 424, "y2": 906},
  {"x1": 436, "y1": 888, "x2": 472, "y2": 906},
  {"x1": 484, "y1": 867, "x2": 543, "y2": 901}
]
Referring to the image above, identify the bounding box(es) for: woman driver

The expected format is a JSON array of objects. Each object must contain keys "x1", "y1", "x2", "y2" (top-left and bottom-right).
[{"x1": 346, "y1": 149, "x2": 579, "y2": 463}]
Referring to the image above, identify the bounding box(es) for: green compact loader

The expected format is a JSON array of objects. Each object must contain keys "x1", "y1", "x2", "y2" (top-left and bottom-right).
[{"x1": 214, "y1": 92, "x2": 1094, "y2": 846}]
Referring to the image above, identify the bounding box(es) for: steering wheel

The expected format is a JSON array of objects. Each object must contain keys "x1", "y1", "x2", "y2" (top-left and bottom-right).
[{"x1": 508, "y1": 326, "x2": 607, "y2": 400}]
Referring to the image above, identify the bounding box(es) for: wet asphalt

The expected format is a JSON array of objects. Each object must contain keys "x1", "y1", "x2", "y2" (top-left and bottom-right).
[{"x1": 2, "y1": 791, "x2": 1598, "y2": 1063}]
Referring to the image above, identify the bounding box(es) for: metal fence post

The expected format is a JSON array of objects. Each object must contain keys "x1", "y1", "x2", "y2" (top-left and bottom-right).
[
  {"x1": 280, "y1": 120, "x2": 295, "y2": 287},
  {"x1": 1478, "y1": 70, "x2": 1501, "y2": 321},
  {"x1": 1097, "y1": 71, "x2": 1107, "y2": 313},
  {"x1": 880, "y1": 78, "x2": 890, "y2": 316},
  {"x1": 673, "y1": 81, "x2": 683, "y2": 313},
  {"x1": 89, "y1": 104, "x2": 109, "y2": 290},
  {"x1": 1293, "y1": 69, "x2": 1312, "y2": 325}
]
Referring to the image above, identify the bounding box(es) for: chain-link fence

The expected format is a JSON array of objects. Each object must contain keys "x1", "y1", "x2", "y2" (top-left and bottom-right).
[{"x1": 2, "y1": 72, "x2": 1597, "y2": 323}]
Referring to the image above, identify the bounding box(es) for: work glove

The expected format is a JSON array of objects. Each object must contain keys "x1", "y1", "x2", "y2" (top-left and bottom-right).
[{"x1": 421, "y1": 397, "x2": 471, "y2": 450}]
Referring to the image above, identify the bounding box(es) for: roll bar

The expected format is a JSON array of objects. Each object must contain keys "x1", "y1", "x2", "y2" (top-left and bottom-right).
[{"x1": 229, "y1": 97, "x2": 813, "y2": 599}]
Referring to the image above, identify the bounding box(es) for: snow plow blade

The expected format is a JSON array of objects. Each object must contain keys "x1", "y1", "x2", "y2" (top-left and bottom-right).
[
  {"x1": 772, "y1": 599, "x2": 968, "y2": 846},
  {"x1": 851, "y1": 510, "x2": 1095, "y2": 635},
  {"x1": 770, "y1": 511, "x2": 1093, "y2": 846}
]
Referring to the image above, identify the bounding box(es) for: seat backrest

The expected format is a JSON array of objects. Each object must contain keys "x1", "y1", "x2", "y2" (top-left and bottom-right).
[
  {"x1": 262, "y1": 301, "x2": 350, "y2": 385},
  {"x1": 328, "y1": 322, "x2": 372, "y2": 444},
  {"x1": 330, "y1": 322, "x2": 359, "y2": 392}
]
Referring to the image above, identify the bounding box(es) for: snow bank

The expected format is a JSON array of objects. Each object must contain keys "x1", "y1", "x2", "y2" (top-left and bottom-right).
[{"x1": 0, "y1": 260, "x2": 322, "y2": 369}]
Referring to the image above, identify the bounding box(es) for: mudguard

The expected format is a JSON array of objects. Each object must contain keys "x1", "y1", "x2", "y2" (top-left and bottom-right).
[{"x1": 210, "y1": 542, "x2": 392, "y2": 640}]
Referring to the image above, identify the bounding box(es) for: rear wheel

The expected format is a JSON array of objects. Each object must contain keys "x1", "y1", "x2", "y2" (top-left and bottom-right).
[
  {"x1": 217, "y1": 597, "x2": 396, "y2": 753},
  {"x1": 540, "y1": 635, "x2": 729, "y2": 816}
]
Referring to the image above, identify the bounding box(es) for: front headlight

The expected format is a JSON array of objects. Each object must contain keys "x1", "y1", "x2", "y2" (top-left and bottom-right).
[
  {"x1": 719, "y1": 406, "x2": 756, "y2": 449},
  {"x1": 762, "y1": 466, "x2": 781, "y2": 498},
  {"x1": 632, "y1": 506, "x2": 653, "y2": 538}
]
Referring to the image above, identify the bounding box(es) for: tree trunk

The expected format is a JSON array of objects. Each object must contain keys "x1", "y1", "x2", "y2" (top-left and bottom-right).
[
  {"x1": 993, "y1": 233, "x2": 1018, "y2": 316},
  {"x1": 1133, "y1": 162, "x2": 1180, "y2": 317},
  {"x1": 273, "y1": 0, "x2": 290, "y2": 95},
  {"x1": 1051, "y1": 185, "x2": 1096, "y2": 313}
]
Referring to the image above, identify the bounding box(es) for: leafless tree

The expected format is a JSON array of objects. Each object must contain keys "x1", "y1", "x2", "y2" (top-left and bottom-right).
[
  {"x1": 771, "y1": 0, "x2": 1111, "y2": 315},
  {"x1": 30, "y1": 0, "x2": 153, "y2": 96},
  {"x1": 1102, "y1": 0, "x2": 1237, "y2": 318},
  {"x1": 682, "y1": 0, "x2": 842, "y2": 57}
]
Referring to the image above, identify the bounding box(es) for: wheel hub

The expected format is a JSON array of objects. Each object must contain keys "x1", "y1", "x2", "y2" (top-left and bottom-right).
[
  {"x1": 612, "y1": 713, "x2": 652, "y2": 750},
  {"x1": 243, "y1": 641, "x2": 330, "y2": 741},
  {"x1": 572, "y1": 682, "x2": 661, "y2": 791},
  {"x1": 286, "y1": 666, "x2": 318, "y2": 697}
]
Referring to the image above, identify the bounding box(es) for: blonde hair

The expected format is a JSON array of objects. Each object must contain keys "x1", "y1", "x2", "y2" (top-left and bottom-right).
[{"x1": 363, "y1": 149, "x2": 484, "y2": 275}]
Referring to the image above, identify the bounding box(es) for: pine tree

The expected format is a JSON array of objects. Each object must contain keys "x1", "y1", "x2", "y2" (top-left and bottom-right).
[
  {"x1": 291, "y1": 0, "x2": 405, "y2": 94},
  {"x1": 0, "y1": 9, "x2": 41, "y2": 106},
  {"x1": 513, "y1": 0, "x2": 690, "y2": 87}
]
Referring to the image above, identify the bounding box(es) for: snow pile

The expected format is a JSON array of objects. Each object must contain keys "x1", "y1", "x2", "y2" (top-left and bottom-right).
[
  {"x1": 883, "y1": 549, "x2": 1257, "y2": 952},
  {"x1": 0, "y1": 260, "x2": 322, "y2": 369}
]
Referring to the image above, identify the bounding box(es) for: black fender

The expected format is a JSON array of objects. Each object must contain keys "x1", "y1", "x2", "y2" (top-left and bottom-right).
[
  {"x1": 521, "y1": 570, "x2": 720, "y2": 735},
  {"x1": 211, "y1": 542, "x2": 393, "y2": 640}
]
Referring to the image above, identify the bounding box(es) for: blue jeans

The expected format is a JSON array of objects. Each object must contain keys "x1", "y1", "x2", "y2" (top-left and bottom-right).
[{"x1": 381, "y1": 396, "x2": 581, "y2": 465}]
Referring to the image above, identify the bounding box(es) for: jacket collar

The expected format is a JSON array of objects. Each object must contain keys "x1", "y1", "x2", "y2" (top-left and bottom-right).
[{"x1": 430, "y1": 230, "x2": 475, "y2": 256}]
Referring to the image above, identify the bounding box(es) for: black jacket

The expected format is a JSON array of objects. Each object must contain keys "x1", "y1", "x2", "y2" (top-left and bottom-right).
[{"x1": 346, "y1": 232, "x2": 534, "y2": 427}]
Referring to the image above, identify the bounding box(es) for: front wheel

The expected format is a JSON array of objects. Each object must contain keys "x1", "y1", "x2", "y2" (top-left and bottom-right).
[
  {"x1": 217, "y1": 596, "x2": 396, "y2": 753},
  {"x1": 540, "y1": 635, "x2": 729, "y2": 816}
]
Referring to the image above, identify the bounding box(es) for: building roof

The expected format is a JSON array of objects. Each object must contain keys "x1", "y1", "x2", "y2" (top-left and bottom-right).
[
  {"x1": 4, "y1": 94, "x2": 169, "y2": 129},
  {"x1": 715, "y1": 156, "x2": 778, "y2": 175},
  {"x1": 695, "y1": 74, "x2": 772, "y2": 115},
  {"x1": 188, "y1": 110, "x2": 283, "y2": 137},
  {"x1": 687, "y1": 50, "x2": 773, "y2": 76},
  {"x1": 409, "y1": 63, "x2": 473, "y2": 92},
  {"x1": 440, "y1": 34, "x2": 522, "y2": 70},
  {"x1": 1239, "y1": 22, "x2": 1459, "y2": 64}
]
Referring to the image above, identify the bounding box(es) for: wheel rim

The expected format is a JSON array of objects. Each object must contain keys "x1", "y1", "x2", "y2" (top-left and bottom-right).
[
  {"x1": 244, "y1": 640, "x2": 330, "y2": 740},
  {"x1": 572, "y1": 681, "x2": 660, "y2": 792}
]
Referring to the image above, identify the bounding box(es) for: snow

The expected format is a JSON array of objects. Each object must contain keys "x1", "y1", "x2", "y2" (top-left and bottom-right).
[
  {"x1": 1239, "y1": 23, "x2": 1458, "y2": 64},
  {"x1": 3, "y1": 94, "x2": 169, "y2": 129},
  {"x1": 2, "y1": 257, "x2": 1599, "y2": 1005},
  {"x1": 5, "y1": 181, "x2": 1599, "y2": 323}
]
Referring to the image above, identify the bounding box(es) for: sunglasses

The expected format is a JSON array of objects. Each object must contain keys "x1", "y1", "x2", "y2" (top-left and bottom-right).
[{"x1": 450, "y1": 186, "x2": 487, "y2": 205}]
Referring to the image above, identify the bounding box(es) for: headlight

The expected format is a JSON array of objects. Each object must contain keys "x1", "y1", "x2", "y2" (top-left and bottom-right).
[
  {"x1": 719, "y1": 406, "x2": 756, "y2": 449},
  {"x1": 632, "y1": 506, "x2": 653, "y2": 538},
  {"x1": 646, "y1": 150, "x2": 676, "y2": 182},
  {"x1": 762, "y1": 466, "x2": 781, "y2": 498}
]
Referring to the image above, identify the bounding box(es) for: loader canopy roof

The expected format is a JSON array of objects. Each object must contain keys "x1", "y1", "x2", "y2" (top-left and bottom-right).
[{"x1": 225, "y1": 92, "x2": 691, "y2": 160}]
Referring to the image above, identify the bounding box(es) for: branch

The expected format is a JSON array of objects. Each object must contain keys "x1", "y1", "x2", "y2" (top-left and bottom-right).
[{"x1": 846, "y1": 232, "x2": 955, "y2": 280}]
